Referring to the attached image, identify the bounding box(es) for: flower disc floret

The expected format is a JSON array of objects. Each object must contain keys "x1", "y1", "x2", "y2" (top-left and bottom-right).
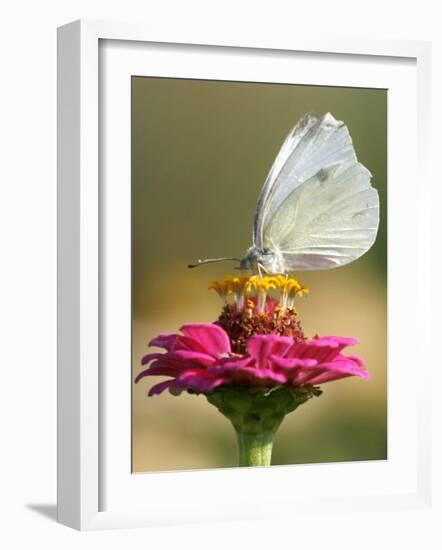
[{"x1": 209, "y1": 274, "x2": 308, "y2": 313}]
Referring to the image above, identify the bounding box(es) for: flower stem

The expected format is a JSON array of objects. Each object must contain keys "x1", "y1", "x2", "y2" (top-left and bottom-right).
[
  {"x1": 206, "y1": 386, "x2": 315, "y2": 467},
  {"x1": 236, "y1": 429, "x2": 276, "y2": 467}
]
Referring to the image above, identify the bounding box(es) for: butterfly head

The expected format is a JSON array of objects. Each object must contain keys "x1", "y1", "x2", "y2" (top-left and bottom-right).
[{"x1": 240, "y1": 246, "x2": 285, "y2": 275}]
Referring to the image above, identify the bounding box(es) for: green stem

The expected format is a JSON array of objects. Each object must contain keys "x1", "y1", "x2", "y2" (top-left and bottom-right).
[
  {"x1": 206, "y1": 386, "x2": 316, "y2": 468},
  {"x1": 236, "y1": 429, "x2": 276, "y2": 467}
]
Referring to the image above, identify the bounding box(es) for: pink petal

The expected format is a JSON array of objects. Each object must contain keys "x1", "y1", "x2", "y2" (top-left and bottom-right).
[
  {"x1": 135, "y1": 369, "x2": 149, "y2": 384},
  {"x1": 247, "y1": 334, "x2": 294, "y2": 369},
  {"x1": 189, "y1": 375, "x2": 231, "y2": 393},
  {"x1": 212, "y1": 363, "x2": 287, "y2": 385},
  {"x1": 207, "y1": 356, "x2": 253, "y2": 378},
  {"x1": 288, "y1": 336, "x2": 358, "y2": 363},
  {"x1": 294, "y1": 358, "x2": 369, "y2": 385},
  {"x1": 291, "y1": 367, "x2": 328, "y2": 385},
  {"x1": 319, "y1": 358, "x2": 369, "y2": 378},
  {"x1": 306, "y1": 370, "x2": 365, "y2": 385},
  {"x1": 310, "y1": 357, "x2": 370, "y2": 384},
  {"x1": 169, "y1": 384, "x2": 186, "y2": 396},
  {"x1": 216, "y1": 355, "x2": 255, "y2": 369},
  {"x1": 344, "y1": 354, "x2": 367, "y2": 368},
  {"x1": 149, "y1": 333, "x2": 179, "y2": 351},
  {"x1": 180, "y1": 323, "x2": 231, "y2": 356},
  {"x1": 165, "y1": 349, "x2": 217, "y2": 367},
  {"x1": 141, "y1": 352, "x2": 165, "y2": 366},
  {"x1": 320, "y1": 336, "x2": 359, "y2": 346},
  {"x1": 175, "y1": 369, "x2": 231, "y2": 392},
  {"x1": 136, "y1": 358, "x2": 186, "y2": 384},
  {"x1": 137, "y1": 364, "x2": 184, "y2": 379},
  {"x1": 176, "y1": 368, "x2": 212, "y2": 383},
  {"x1": 148, "y1": 380, "x2": 175, "y2": 396},
  {"x1": 270, "y1": 355, "x2": 318, "y2": 370},
  {"x1": 238, "y1": 367, "x2": 287, "y2": 385},
  {"x1": 150, "y1": 333, "x2": 211, "y2": 353}
]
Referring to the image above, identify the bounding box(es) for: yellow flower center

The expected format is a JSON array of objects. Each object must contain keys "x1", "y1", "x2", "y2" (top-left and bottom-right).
[{"x1": 209, "y1": 274, "x2": 309, "y2": 312}]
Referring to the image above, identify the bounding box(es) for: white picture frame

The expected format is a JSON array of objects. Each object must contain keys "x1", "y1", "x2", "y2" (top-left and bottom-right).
[{"x1": 57, "y1": 19, "x2": 433, "y2": 531}]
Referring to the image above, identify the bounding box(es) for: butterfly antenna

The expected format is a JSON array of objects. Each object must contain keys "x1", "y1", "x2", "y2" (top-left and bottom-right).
[{"x1": 188, "y1": 257, "x2": 241, "y2": 269}]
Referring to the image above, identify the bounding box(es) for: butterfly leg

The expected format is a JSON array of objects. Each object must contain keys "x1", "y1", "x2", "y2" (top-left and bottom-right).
[{"x1": 257, "y1": 263, "x2": 267, "y2": 277}]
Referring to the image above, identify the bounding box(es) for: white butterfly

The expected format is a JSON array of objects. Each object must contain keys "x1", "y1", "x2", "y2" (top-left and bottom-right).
[{"x1": 190, "y1": 113, "x2": 380, "y2": 275}]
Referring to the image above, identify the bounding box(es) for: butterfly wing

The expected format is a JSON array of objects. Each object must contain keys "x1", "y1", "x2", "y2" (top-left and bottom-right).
[
  {"x1": 255, "y1": 113, "x2": 379, "y2": 271},
  {"x1": 254, "y1": 113, "x2": 358, "y2": 249},
  {"x1": 263, "y1": 163, "x2": 379, "y2": 270}
]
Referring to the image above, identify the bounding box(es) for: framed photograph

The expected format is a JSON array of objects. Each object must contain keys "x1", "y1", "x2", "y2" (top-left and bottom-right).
[{"x1": 57, "y1": 19, "x2": 433, "y2": 530}]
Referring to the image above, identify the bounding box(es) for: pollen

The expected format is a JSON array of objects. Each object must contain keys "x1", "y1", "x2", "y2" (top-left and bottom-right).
[{"x1": 209, "y1": 274, "x2": 308, "y2": 312}]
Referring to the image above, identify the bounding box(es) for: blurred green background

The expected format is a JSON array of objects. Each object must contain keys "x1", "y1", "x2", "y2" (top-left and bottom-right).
[{"x1": 132, "y1": 77, "x2": 387, "y2": 472}]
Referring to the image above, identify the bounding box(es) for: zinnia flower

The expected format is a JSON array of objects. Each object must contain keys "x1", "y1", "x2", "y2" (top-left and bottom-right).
[
  {"x1": 135, "y1": 274, "x2": 369, "y2": 467},
  {"x1": 136, "y1": 275, "x2": 368, "y2": 396},
  {"x1": 136, "y1": 324, "x2": 367, "y2": 396}
]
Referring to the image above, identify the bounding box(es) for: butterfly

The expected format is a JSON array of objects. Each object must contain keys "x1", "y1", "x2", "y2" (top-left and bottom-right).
[{"x1": 189, "y1": 113, "x2": 380, "y2": 276}]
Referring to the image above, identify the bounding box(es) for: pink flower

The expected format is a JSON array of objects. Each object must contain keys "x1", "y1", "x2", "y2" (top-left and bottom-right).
[
  {"x1": 135, "y1": 274, "x2": 372, "y2": 468},
  {"x1": 135, "y1": 323, "x2": 369, "y2": 396},
  {"x1": 135, "y1": 324, "x2": 235, "y2": 396}
]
